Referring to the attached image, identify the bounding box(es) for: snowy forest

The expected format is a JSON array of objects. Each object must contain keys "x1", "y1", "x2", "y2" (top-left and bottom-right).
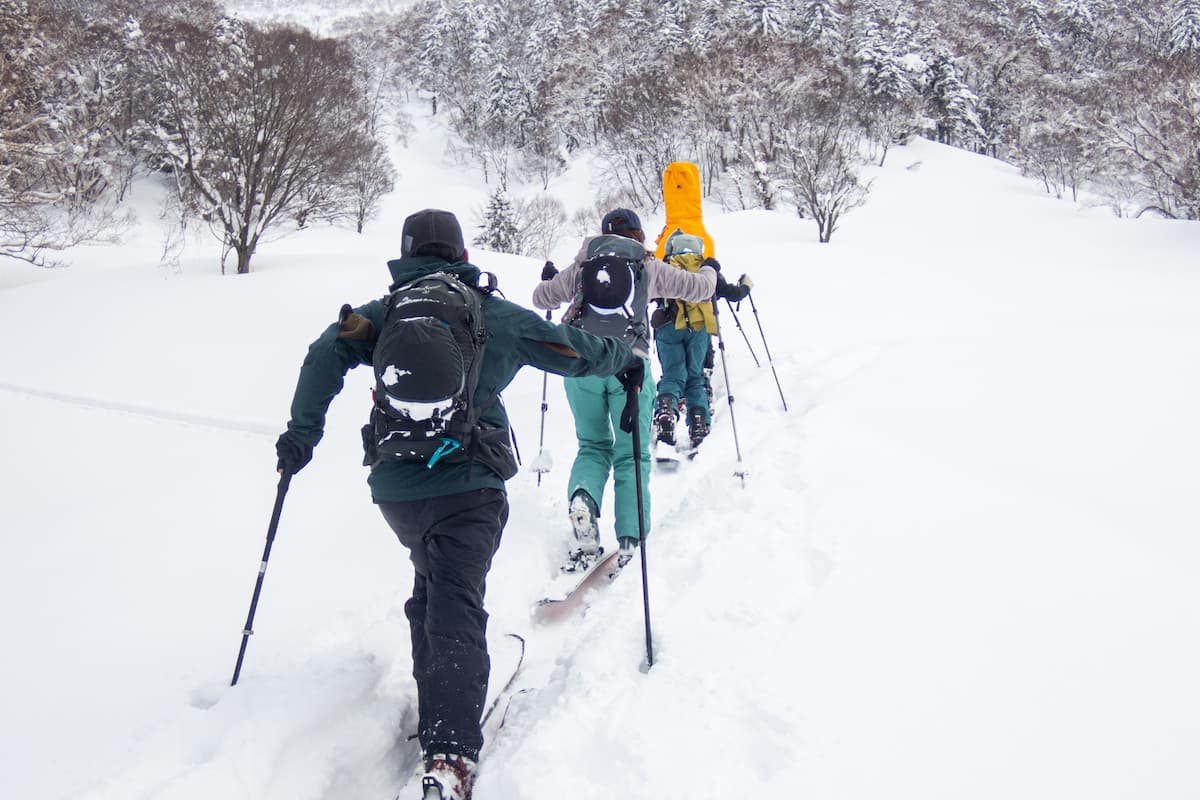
[{"x1": 3, "y1": 0, "x2": 1199, "y2": 269}]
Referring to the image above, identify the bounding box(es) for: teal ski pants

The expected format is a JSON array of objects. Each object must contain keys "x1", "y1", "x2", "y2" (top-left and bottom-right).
[
  {"x1": 655, "y1": 325, "x2": 712, "y2": 422},
  {"x1": 564, "y1": 360, "x2": 655, "y2": 542}
]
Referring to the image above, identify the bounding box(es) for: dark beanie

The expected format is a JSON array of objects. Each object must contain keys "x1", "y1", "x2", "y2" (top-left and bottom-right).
[
  {"x1": 401, "y1": 208, "x2": 465, "y2": 262},
  {"x1": 601, "y1": 208, "x2": 643, "y2": 236}
]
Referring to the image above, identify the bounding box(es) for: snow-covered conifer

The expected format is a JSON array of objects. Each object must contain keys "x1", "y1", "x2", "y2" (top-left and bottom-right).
[{"x1": 1168, "y1": 0, "x2": 1200, "y2": 55}]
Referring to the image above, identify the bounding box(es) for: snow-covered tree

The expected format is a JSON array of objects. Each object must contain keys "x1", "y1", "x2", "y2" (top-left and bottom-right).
[
  {"x1": 690, "y1": 0, "x2": 726, "y2": 49},
  {"x1": 415, "y1": 0, "x2": 451, "y2": 109},
  {"x1": 858, "y1": 24, "x2": 910, "y2": 99},
  {"x1": 514, "y1": 193, "x2": 568, "y2": 258},
  {"x1": 1091, "y1": 57, "x2": 1200, "y2": 219},
  {"x1": 480, "y1": 61, "x2": 523, "y2": 189},
  {"x1": 0, "y1": 0, "x2": 133, "y2": 265},
  {"x1": 925, "y1": 52, "x2": 985, "y2": 147},
  {"x1": 856, "y1": 23, "x2": 923, "y2": 164},
  {"x1": 736, "y1": 0, "x2": 794, "y2": 38},
  {"x1": 1057, "y1": 0, "x2": 1096, "y2": 42},
  {"x1": 594, "y1": 69, "x2": 695, "y2": 210},
  {"x1": 1017, "y1": 0, "x2": 1052, "y2": 51},
  {"x1": 780, "y1": 102, "x2": 871, "y2": 242},
  {"x1": 143, "y1": 18, "x2": 381, "y2": 273},
  {"x1": 1168, "y1": 0, "x2": 1200, "y2": 55},
  {"x1": 1013, "y1": 78, "x2": 1096, "y2": 201},
  {"x1": 798, "y1": 0, "x2": 844, "y2": 52},
  {"x1": 474, "y1": 189, "x2": 520, "y2": 253},
  {"x1": 345, "y1": 138, "x2": 396, "y2": 234},
  {"x1": 725, "y1": 43, "x2": 870, "y2": 240},
  {"x1": 652, "y1": 0, "x2": 691, "y2": 57}
]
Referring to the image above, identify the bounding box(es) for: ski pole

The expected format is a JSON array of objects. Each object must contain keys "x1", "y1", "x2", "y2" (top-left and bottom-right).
[
  {"x1": 535, "y1": 310, "x2": 552, "y2": 486},
  {"x1": 711, "y1": 303, "x2": 747, "y2": 486},
  {"x1": 230, "y1": 470, "x2": 292, "y2": 686},
  {"x1": 745, "y1": 293, "x2": 788, "y2": 412},
  {"x1": 722, "y1": 298, "x2": 760, "y2": 368},
  {"x1": 625, "y1": 380, "x2": 655, "y2": 671}
]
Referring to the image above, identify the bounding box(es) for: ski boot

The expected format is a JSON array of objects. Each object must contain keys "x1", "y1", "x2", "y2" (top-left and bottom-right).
[
  {"x1": 703, "y1": 367, "x2": 714, "y2": 408},
  {"x1": 688, "y1": 410, "x2": 711, "y2": 449},
  {"x1": 422, "y1": 753, "x2": 476, "y2": 800},
  {"x1": 654, "y1": 394, "x2": 678, "y2": 446},
  {"x1": 563, "y1": 490, "x2": 603, "y2": 572}
]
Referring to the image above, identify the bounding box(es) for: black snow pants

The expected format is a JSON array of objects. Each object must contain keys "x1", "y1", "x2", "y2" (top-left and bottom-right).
[{"x1": 377, "y1": 487, "x2": 508, "y2": 762}]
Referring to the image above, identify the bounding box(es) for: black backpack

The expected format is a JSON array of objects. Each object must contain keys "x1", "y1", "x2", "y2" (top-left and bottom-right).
[
  {"x1": 566, "y1": 234, "x2": 648, "y2": 345},
  {"x1": 363, "y1": 272, "x2": 514, "y2": 477}
]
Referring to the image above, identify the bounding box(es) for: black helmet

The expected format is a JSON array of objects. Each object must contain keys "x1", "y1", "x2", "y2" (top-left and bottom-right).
[{"x1": 401, "y1": 209, "x2": 465, "y2": 262}]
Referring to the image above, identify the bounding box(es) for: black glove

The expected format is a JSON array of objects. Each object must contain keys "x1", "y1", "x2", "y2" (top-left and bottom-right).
[
  {"x1": 714, "y1": 272, "x2": 732, "y2": 301},
  {"x1": 541, "y1": 260, "x2": 558, "y2": 281},
  {"x1": 275, "y1": 431, "x2": 313, "y2": 475},
  {"x1": 616, "y1": 358, "x2": 645, "y2": 393},
  {"x1": 701, "y1": 257, "x2": 721, "y2": 272},
  {"x1": 616, "y1": 359, "x2": 645, "y2": 434}
]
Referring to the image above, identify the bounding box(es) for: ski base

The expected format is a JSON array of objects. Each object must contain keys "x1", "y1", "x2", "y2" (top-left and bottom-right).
[{"x1": 533, "y1": 550, "x2": 623, "y2": 624}]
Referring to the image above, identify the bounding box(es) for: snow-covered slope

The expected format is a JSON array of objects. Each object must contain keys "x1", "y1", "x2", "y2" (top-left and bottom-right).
[{"x1": 2, "y1": 108, "x2": 1198, "y2": 800}]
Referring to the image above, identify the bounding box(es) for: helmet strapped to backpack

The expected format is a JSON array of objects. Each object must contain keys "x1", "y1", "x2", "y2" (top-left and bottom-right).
[
  {"x1": 365, "y1": 272, "x2": 514, "y2": 478},
  {"x1": 665, "y1": 230, "x2": 704, "y2": 258}
]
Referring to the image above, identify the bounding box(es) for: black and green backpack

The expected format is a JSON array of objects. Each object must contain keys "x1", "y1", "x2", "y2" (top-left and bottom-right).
[
  {"x1": 565, "y1": 234, "x2": 649, "y2": 348},
  {"x1": 363, "y1": 272, "x2": 514, "y2": 478}
]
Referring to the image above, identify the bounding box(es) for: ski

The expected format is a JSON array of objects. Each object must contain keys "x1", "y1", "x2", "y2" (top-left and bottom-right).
[
  {"x1": 396, "y1": 632, "x2": 526, "y2": 800},
  {"x1": 532, "y1": 550, "x2": 623, "y2": 624},
  {"x1": 656, "y1": 433, "x2": 707, "y2": 470},
  {"x1": 479, "y1": 632, "x2": 526, "y2": 751},
  {"x1": 481, "y1": 633, "x2": 525, "y2": 731},
  {"x1": 654, "y1": 438, "x2": 683, "y2": 472}
]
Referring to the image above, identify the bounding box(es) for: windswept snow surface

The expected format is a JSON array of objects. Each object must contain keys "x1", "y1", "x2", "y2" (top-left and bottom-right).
[{"x1": 2, "y1": 112, "x2": 1199, "y2": 800}]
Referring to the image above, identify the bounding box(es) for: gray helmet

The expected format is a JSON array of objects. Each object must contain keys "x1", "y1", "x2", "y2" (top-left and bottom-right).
[{"x1": 665, "y1": 230, "x2": 704, "y2": 257}]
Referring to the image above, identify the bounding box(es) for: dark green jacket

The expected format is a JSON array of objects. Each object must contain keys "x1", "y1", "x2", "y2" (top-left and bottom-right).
[{"x1": 286, "y1": 255, "x2": 633, "y2": 501}]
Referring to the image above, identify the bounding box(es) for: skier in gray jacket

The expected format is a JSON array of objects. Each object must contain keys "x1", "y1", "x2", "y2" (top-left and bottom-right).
[{"x1": 532, "y1": 208, "x2": 717, "y2": 570}]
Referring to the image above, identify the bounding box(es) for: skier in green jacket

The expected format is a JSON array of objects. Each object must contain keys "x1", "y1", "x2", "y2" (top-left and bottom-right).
[{"x1": 275, "y1": 209, "x2": 639, "y2": 800}]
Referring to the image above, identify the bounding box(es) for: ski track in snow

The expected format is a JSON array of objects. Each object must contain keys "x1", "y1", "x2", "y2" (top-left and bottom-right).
[
  {"x1": 0, "y1": 382, "x2": 277, "y2": 437},
  {"x1": 466, "y1": 337, "x2": 834, "y2": 800}
]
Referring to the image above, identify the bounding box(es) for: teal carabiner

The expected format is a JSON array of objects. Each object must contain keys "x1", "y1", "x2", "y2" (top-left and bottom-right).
[{"x1": 428, "y1": 437, "x2": 462, "y2": 468}]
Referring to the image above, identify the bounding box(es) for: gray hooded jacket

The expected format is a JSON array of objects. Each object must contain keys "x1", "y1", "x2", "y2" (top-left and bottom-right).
[{"x1": 532, "y1": 235, "x2": 717, "y2": 353}]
